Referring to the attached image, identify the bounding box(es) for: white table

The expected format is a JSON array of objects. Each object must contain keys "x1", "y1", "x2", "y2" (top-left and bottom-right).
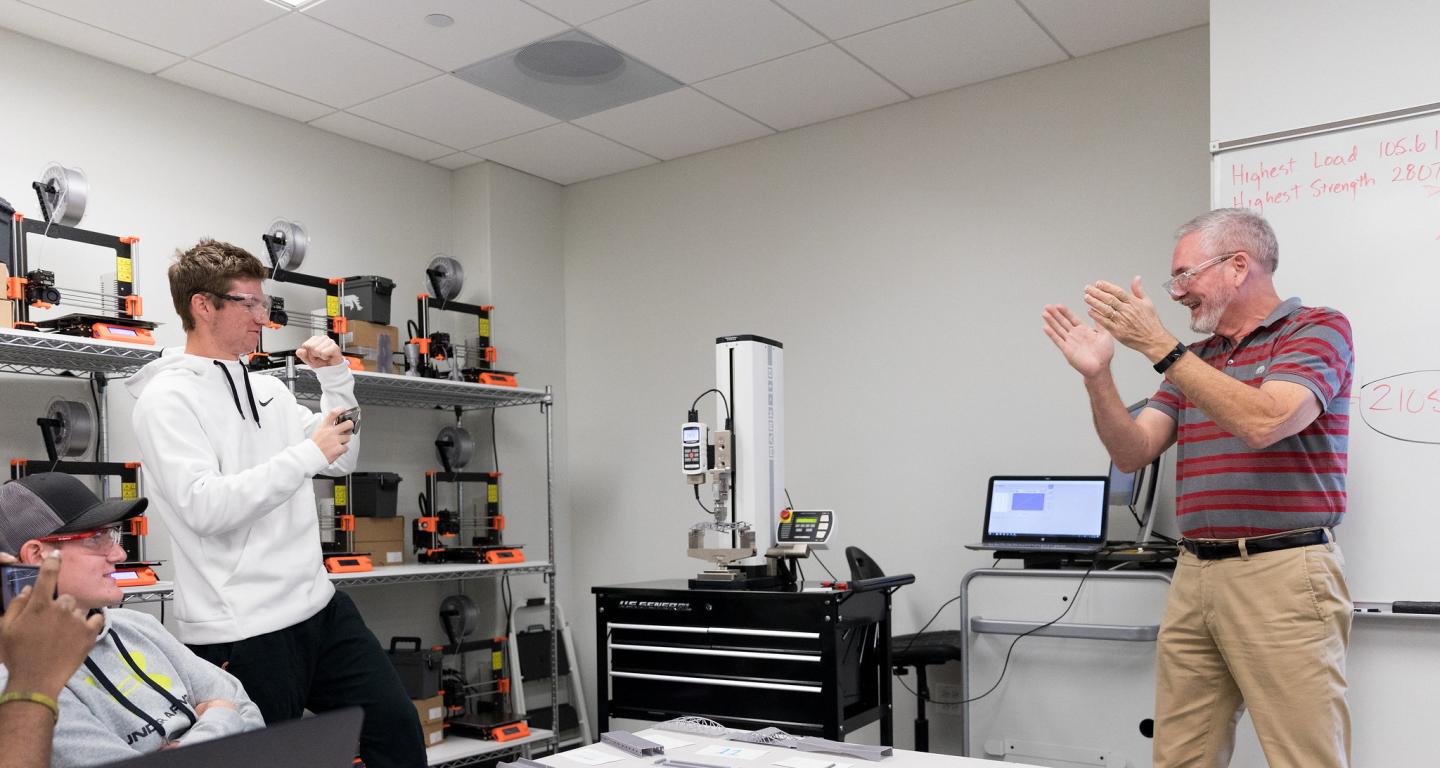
[{"x1": 538, "y1": 730, "x2": 1041, "y2": 768}]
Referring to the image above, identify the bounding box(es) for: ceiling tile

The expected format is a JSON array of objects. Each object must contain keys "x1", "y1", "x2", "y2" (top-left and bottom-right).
[
  {"x1": 522, "y1": 0, "x2": 644, "y2": 26},
  {"x1": 471, "y1": 123, "x2": 655, "y2": 185},
  {"x1": 306, "y1": 0, "x2": 567, "y2": 71},
  {"x1": 575, "y1": 87, "x2": 772, "y2": 160},
  {"x1": 583, "y1": 0, "x2": 825, "y2": 83},
  {"x1": 197, "y1": 13, "x2": 440, "y2": 108},
  {"x1": 350, "y1": 75, "x2": 557, "y2": 149},
  {"x1": 159, "y1": 60, "x2": 333, "y2": 122},
  {"x1": 27, "y1": 0, "x2": 286, "y2": 57},
  {"x1": 1019, "y1": 0, "x2": 1208, "y2": 57},
  {"x1": 774, "y1": 0, "x2": 961, "y2": 40},
  {"x1": 431, "y1": 152, "x2": 486, "y2": 170},
  {"x1": 695, "y1": 44, "x2": 908, "y2": 132},
  {"x1": 840, "y1": 0, "x2": 1067, "y2": 97},
  {"x1": 0, "y1": 0, "x2": 181, "y2": 73},
  {"x1": 310, "y1": 111, "x2": 454, "y2": 161}
]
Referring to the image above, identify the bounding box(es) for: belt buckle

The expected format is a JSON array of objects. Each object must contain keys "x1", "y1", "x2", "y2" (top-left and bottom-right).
[{"x1": 1188, "y1": 539, "x2": 1236, "y2": 559}]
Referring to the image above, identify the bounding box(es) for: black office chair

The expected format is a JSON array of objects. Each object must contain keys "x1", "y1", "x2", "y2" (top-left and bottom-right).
[{"x1": 846, "y1": 546, "x2": 963, "y2": 753}]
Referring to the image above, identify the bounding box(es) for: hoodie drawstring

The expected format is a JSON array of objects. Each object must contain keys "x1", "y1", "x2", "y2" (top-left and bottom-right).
[
  {"x1": 83, "y1": 630, "x2": 197, "y2": 741},
  {"x1": 238, "y1": 363, "x2": 261, "y2": 427},
  {"x1": 213, "y1": 360, "x2": 261, "y2": 428}
]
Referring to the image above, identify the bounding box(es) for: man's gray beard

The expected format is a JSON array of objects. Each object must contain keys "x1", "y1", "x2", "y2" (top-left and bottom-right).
[
  {"x1": 1189, "y1": 290, "x2": 1233, "y2": 334},
  {"x1": 1190, "y1": 304, "x2": 1223, "y2": 333}
]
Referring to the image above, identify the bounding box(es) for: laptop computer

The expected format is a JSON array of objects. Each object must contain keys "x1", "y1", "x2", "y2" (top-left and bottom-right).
[
  {"x1": 966, "y1": 475, "x2": 1109, "y2": 553},
  {"x1": 109, "y1": 707, "x2": 363, "y2": 768}
]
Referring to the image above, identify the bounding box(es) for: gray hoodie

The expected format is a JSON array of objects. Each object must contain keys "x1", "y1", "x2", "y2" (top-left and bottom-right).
[{"x1": 0, "y1": 608, "x2": 264, "y2": 767}]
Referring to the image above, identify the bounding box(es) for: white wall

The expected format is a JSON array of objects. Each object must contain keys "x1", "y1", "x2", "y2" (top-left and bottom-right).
[
  {"x1": 0, "y1": 26, "x2": 547, "y2": 654},
  {"x1": 1210, "y1": 0, "x2": 1440, "y2": 144},
  {"x1": 561, "y1": 27, "x2": 1209, "y2": 753},
  {"x1": 450, "y1": 161, "x2": 573, "y2": 624}
]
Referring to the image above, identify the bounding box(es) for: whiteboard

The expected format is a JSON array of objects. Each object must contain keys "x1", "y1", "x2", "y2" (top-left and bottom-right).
[{"x1": 1212, "y1": 109, "x2": 1440, "y2": 602}]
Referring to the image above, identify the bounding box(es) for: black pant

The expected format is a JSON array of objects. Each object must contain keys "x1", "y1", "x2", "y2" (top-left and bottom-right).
[{"x1": 189, "y1": 591, "x2": 425, "y2": 768}]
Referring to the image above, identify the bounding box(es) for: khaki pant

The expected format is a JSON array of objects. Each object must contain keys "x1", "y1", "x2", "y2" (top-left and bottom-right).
[{"x1": 1152, "y1": 539, "x2": 1351, "y2": 768}]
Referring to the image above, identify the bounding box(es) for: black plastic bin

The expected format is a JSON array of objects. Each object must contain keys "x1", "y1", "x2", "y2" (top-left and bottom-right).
[
  {"x1": 388, "y1": 636, "x2": 441, "y2": 698},
  {"x1": 349, "y1": 471, "x2": 401, "y2": 517},
  {"x1": 343, "y1": 275, "x2": 395, "y2": 325}
]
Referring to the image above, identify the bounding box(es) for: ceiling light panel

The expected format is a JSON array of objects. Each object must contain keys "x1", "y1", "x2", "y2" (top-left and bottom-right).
[
  {"x1": 35, "y1": 0, "x2": 286, "y2": 57},
  {"x1": 197, "y1": 13, "x2": 439, "y2": 108},
  {"x1": 583, "y1": 0, "x2": 825, "y2": 84},
  {"x1": 306, "y1": 0, "x2": 568, "y2": 71},
  {"x1": 455, "y1": 30, "x2": 682, "y2": 121}
]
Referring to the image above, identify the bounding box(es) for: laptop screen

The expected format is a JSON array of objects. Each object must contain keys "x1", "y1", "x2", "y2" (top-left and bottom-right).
[{"x1": 984, "y1": 476, "x2": 1109, "y2": 543}]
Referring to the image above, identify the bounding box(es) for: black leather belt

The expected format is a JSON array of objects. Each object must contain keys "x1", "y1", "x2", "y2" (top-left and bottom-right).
[{"x1": 1180, "y1": 528, "x2": 1330, "y2": 560}]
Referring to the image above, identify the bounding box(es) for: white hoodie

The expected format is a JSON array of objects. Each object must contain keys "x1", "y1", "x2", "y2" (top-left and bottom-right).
[{"x1": 126, "y1": 349, "x2": 358, "y2": 644}]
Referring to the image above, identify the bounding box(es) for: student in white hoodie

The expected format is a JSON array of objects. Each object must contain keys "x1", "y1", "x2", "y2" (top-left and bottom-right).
[
  {"x1": 127, "y1": 239, "x2": 424, "y2": 768},
  {"x1": 0, "y1": 472, "x2": 266, "y2": 767}
]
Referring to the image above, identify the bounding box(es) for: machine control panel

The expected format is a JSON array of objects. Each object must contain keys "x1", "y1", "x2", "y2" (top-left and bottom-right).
[{"x1": 776, "y1": 509, "x2": 834, "y2": 544}]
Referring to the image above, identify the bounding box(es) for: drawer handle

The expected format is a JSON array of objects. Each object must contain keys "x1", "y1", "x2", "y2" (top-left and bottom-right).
[
  {"x1": 609, "y1": 643, "x2": 821, "y2": 662},
  {"x1": 610, "y1": 671, "x2": 821, "y2": 693}
]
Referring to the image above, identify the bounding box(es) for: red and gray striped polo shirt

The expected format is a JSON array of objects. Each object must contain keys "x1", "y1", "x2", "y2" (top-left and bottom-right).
[{"x1": 1146, "y1": 297, "x2": 1354, "y2": 539}]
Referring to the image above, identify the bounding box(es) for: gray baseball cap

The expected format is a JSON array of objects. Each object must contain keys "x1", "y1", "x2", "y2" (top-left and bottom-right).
[{"x1": 0, "y1": 473, "x2": 147, "y2": 554}]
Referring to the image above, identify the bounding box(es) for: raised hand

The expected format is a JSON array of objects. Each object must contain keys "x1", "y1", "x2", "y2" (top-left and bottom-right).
[
  {"x1": 1042, "y1": 303, "x2": 1115, "y2": 378},
  {"x1": 295, "y1": 336, "x2": 344, "y2": 368},
  {"x1": 1083, "y1": 276, "x2": 1174, "y2": 358}
]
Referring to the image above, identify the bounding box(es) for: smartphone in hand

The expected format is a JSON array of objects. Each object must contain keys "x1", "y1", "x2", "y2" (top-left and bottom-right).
[
  {"x1": 0, "y1": 564, "x2": 41, "y2": 615},
  {"x1": 335, "y1": 406, "x2": 361, "y2": 436}
]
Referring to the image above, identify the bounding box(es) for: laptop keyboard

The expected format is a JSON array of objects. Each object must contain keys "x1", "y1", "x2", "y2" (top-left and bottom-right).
[{"x1": 996, "y1": 542, "x2": 1097, "y2": 552}]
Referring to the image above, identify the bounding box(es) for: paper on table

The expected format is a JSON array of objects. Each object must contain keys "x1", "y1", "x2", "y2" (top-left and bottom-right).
[
  {"x1": 563, "y1": 747, "x2": 627, "y2": 765},
  {"x1": 636, "y1": 730, "x2": 695, "y2": 749},
  {"x1": 695, "y1": 745, "x2": 768, "y2": 761},
  {"x1": 774, "y1": 758, "x2": 835, "y2": 768}
]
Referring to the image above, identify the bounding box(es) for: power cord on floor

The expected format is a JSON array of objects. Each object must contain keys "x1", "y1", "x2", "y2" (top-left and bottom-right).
[{"x1": 895, "y1": 565, "x2": 1097, "y2": 706}]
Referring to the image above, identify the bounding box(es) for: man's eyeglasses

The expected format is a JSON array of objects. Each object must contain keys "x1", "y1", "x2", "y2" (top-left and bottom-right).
[
  {"x1": 210, "y1": 292, "x2": 273, "y2": 318},
  {"x1": 1163, "y1": 251, "x2": 1241, "y2": 297},
  {"x1": 38, "y1": 525, "x2": 124, "y2": 552}
]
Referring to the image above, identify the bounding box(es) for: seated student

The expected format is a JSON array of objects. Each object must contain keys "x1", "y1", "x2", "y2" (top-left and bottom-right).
[{"x1": 0, "y1": 473, "x2": 264, "y2": 767}]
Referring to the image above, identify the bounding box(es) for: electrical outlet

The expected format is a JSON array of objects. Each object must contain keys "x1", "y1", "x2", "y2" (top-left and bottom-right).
[{"x1": 932, "y1": 683, "x2": 965, "y2": 716}]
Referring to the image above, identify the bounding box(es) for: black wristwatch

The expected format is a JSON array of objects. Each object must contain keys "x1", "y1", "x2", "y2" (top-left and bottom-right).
[{"x1": 1153, "y1": 342, "x2": 1188, "y2": 374}]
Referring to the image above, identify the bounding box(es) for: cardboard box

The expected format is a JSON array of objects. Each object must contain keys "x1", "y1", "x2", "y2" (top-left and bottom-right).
[
  {"x1": 413, "y1": 694, "x2": 445, "y2": 726},
  {"x1": 358, "y1": 541, "x2": 405, "y2": 565},
  {"x1": 422, "y1": 720, "x2": 445, "y2": 747},
  {"x1": 345, "y1": 320, "x2": 400, "y2": 374},
  {"x1": 354, "y1": 516, "x2": 406, "y2": 565},
  {"x1": 354, "y1": 516, "x2": 404, "y2": 541}
]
